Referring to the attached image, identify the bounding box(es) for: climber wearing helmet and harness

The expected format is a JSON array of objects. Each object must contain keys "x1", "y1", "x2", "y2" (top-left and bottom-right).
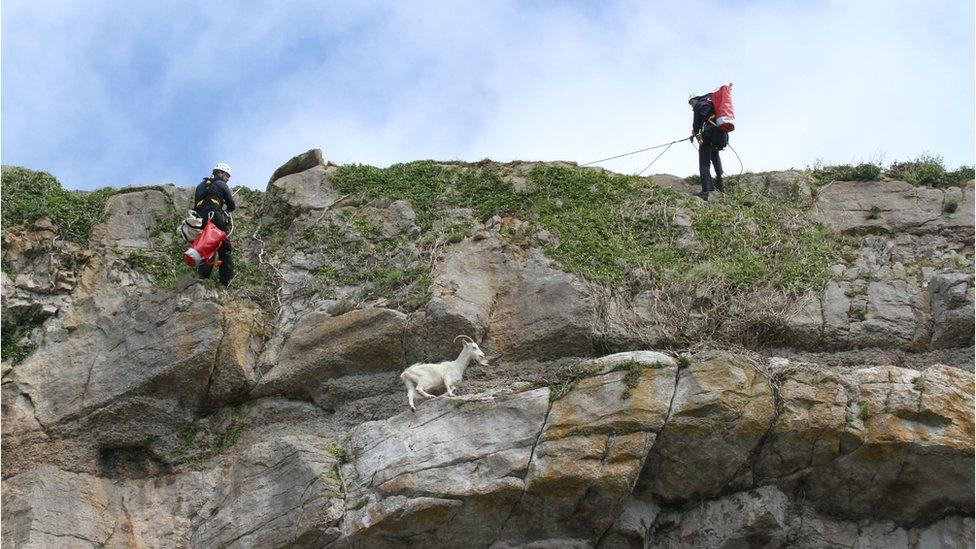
[
  {"x1": 193, "y1": 162, "x2": 237, "y2": 286},
  {"x1": 689, "y1": 92, "x2": 729, "y2": 201}
]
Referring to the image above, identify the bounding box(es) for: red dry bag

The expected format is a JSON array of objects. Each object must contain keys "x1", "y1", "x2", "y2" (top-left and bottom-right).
[
  {"x1": 711, "y1": 83, "x2": 735, "y2": 132},
  {"x1": 183, "y1": 220, "x2": 227, "y2": 268}
]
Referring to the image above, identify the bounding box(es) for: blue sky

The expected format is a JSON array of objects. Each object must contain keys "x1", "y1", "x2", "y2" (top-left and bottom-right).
[{"x1": 2, "y1": 0, "x2": 974, "y2": 190}]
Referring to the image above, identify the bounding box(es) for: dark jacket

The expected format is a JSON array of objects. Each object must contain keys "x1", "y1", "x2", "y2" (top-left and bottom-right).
[
  {"x1": 692, "y1": 100, "x2": 728, "y2": 150},
  {"x1": 194, "y1": 177, "x2": 237, "y2": 215}
]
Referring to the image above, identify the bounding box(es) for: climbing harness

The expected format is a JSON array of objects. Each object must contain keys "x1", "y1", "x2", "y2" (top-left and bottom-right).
[{"x1": 195, "y1": 177, "x2": 225, "y2": 210}]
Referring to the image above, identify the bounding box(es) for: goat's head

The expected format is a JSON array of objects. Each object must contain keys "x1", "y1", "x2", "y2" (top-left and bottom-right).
[{"x1": 454, "y1": 335, "x2": 489, "y2": 366}]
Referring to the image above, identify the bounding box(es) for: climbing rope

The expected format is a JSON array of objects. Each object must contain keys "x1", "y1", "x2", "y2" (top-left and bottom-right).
[
  {"x1": 727, "y1": 143, "x2": 745, "y2": 177},
  {"x1": 580, "y1": 135, "x2": 693, "y2": 167},
  {"x1": 636, "y1": 141, "x2": 677, "y2": 176},
  {"x1": 691, "y1": 140, "x2": 745, "y2": 178},
  {"x1": 581, "y1": 133, "x2": 746, "y2": 183}
]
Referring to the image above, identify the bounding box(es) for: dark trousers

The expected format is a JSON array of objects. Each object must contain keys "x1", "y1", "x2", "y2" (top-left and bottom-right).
[
  {"x1": 196, "y1": 209, "x2": 234, "y2": 286},
  {"x1": 698, "y1": 145, "x2": 723, "y2": 192}
]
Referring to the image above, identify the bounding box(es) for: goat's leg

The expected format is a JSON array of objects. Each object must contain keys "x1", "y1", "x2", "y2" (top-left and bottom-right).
[
  {"x1": 445, "y1": 385, "x2": 457, "y2": 397},
  {"x1": 402, "y1": 374, "x2": 418, "y2": 411},
  {"x1": 416, "y1": 387, "x2": 437, "y2": 399}
]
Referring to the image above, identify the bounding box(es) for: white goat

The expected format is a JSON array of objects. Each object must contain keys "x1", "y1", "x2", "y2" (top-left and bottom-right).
[{"x1": 399, "y1": 335, "x2": 489, "y2": 411}]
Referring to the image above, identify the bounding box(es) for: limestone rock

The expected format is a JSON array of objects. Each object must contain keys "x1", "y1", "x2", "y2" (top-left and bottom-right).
[
  {"x1": 2, "y1": 285, "x2": 264, "y2": 475},
  {"x1": 426, "y1": 238, "x2": 597, "y2": 362},
  {"x1": 253, "y1": 307, "x2": 408, "y2": 400},
  {"x1": 92, "y1": 188, "x2": 176, "y2": 249},
  {"x1": 496, "y1": 359, "x2": 676, "y2": 544},
  {"x1": 639, "y1": 352, "x2": 776, "y2": 502},
  {"x1": 814, "y1": 180, "x2": 975, "y2": 239},
  {"x1": 266, "y1": 165, "x2": 339, "y2": 211},
  {"x1": 2, "y1": 161, "x2": 974, "y2": 548},
  {"x1": 648, "y1": 485, "x2": 974, "y2": 549},
  {"x1": 191, "y1": 436, "x2": 344, "y2": 548},
  {"x1": 1, "y1": 466, "x2": 123, "y2": 548},
  {"x1": 1, "y1": 435, "x2": 344, "y2": 549},
  {"x1": 737, "y1": 170, "x2": 815, "y2": 202},
  {"x1": 928, "y1": 272, "x2": 975, "y2": 347},
  {"x1": 339, "y1": 389, "x2": 550, "y2": 546},
  {"x1": 2, "y1": 351, "x2": 973, "y2": 548},
  {"x1": 267, "y1": 148, "x2": 325, "y2": 186},
  {"x1": 771, "y1": 363, "x2": 974, "y2": 523}
]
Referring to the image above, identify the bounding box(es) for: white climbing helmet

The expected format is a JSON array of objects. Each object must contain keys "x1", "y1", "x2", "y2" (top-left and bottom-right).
[
  {"x1": 213, "y1": 162, "x2": 232, "y2": 177},
  {"x1": 688, "y1": 91, "x2": 707, "y2": 103}
]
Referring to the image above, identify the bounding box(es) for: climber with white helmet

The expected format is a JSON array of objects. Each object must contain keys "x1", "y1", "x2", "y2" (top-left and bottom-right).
[
  {"x1": 688, "y1": 91, "x2": 729, "y2": 201},
  {"x1": 192, "y1": 162, "x2": 237, "y2": 286}
]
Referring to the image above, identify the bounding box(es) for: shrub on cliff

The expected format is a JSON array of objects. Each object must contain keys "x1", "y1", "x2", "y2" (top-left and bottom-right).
[
  {"x1": 811, "y1": 162, "x2": 882, "y2": 184},
  {"x1": 1, "y1": 166, "x2": 115, "y2": 243},
  {"x1": 886, "y1": 154, "x2": 974, "y2": 188}
]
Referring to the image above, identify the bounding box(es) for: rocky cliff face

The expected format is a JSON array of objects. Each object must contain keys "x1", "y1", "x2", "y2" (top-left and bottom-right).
[{"x1": 2, "y1": 153, "x2": 973, "y2": 548}]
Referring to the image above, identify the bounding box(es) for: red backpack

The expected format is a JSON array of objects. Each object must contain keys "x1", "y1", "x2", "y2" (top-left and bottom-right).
[
  {"x1": 711, "y1": 83, "x2": 735, "y2": 132},
  {"x1": 183, "y1": 219, "x2": 227, "y2": 267}
]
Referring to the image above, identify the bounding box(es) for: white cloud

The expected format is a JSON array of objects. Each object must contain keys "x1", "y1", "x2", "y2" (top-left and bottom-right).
[{"x1": 3, "y1": 0, "x2": 973, "y2": 190}]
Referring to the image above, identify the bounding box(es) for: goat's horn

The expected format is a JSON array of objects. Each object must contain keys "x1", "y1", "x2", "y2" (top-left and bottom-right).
[{"x1": 454, "y1": 335, "x2": 474, "y2": 345}]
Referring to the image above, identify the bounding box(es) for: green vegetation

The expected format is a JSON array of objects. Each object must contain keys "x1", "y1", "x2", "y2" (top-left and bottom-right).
[
  {"x1": 330, "y1": 162, "x2": 455, "y2": 230},
  {"x1": 887, "y1": 154, "x2": 974, "y2": 188},
  {"x1": 810, "y1": 155, "x2": 974, "y2": 188},
  {"x1": 332, "y1": 162, "x2": 840, "y2": 295},
  {"x1": 173, "y1": 425, "x2": 203, "y2": 467},
  {"x1": 687, "y1": 182, "x2": 840, "y2": 293},
  {"x1": 9, "y1": 154, "x2": 964, "y2": 321},
  {"x1": 120, "y1": 205, "x2": 191, "y2": 287},
  {"x1": 811, "y1": 162, "x2": 882, "y2": 184},
  {"x1": 1, "y1": 166, "x2": 116, "y2": 244},
  {"x1": 549, "y1": 363, "x2": 598, "y2": 402},
  {"x1": 329, "y1": 442, "x2": 351, "y2": 464},
  {"x1": 677, "y1": 355, "x2": 691, "y2": 369},
  {"x1": 173, "y1": 419, "x2": 248, "y2": 468},
  {"x1": 0, "y1": 308, "x2": 39, "y2": 364},
  {"x1": 614, "y1": 361, "x2": 643, "y2": 400},
  {"x1": 212, "y1": 421, "x2": 248, "y2": 455},
  {"x1": 564, "y1": 426, "x2": 593, "y2": 438},
  {"x1": 912, "y1": 376, "x2": 925, "y2": 392},
  {"x1": 944, "y1": 200, "x2": 958, "y2": 214},
  {"x1": 865, "y1": 205, "x2": 882, "y2": 220},
  {"x1": 292, "y1": 216, "x2": 432, "y2": 309},
  {"x1": 858, "y1": 403, "x2": 871, "y2": 421}
]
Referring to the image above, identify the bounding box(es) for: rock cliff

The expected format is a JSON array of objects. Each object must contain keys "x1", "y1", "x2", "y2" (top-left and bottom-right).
[{"x1": 2, "y1": 153, "x2": 973, "y2": 548}]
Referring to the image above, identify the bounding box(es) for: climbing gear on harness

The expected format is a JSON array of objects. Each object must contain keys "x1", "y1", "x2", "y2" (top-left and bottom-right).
[
  {"x1": 213, "y1": 162, "x2": 232, "y2": 177},
  {"x1": 183, "y1": 216, "x2": 228, "y2": 268},
  {"x1": 179, "y1": 210, "x2": 205, "y2": 242}
]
